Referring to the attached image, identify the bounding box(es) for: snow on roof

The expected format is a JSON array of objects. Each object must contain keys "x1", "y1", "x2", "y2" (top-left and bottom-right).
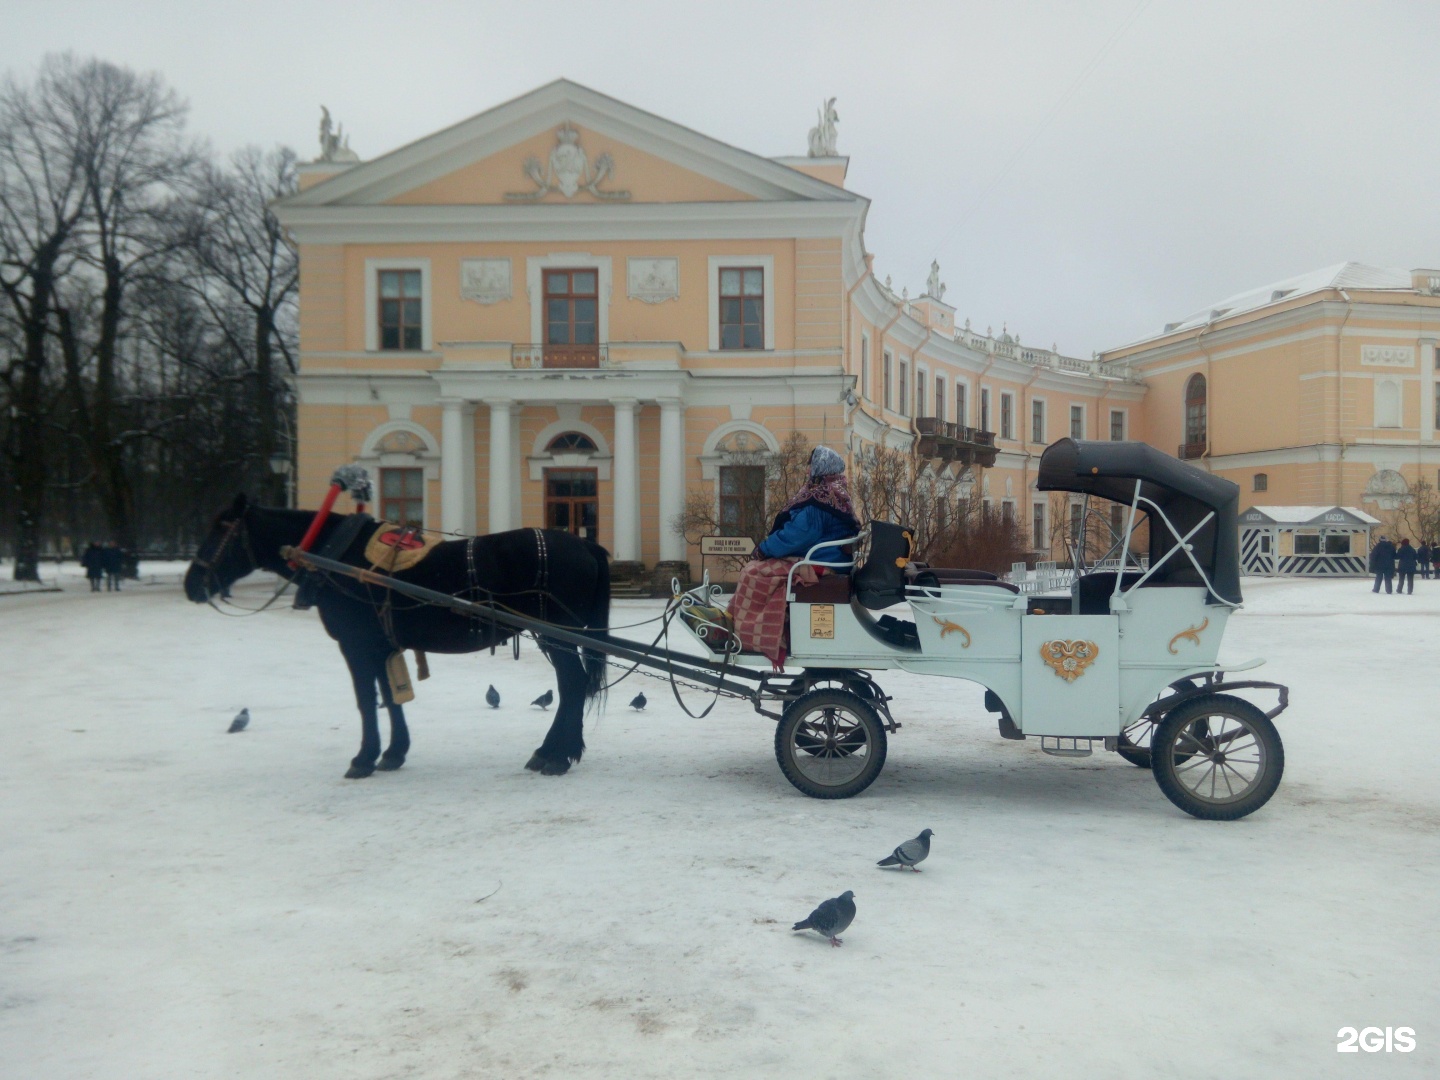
[
  {"x1": 1243, "y1": 505, "x2": 1382, "y2": 526},
  {"x1": 1157, "y1": 263, "x2": 1411, "y2": 337}
]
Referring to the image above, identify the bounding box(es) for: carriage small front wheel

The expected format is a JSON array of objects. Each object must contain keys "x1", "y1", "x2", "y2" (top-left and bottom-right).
[
  {"x1": 775, "y1": 689, "x2": 888, "y2": 799},
  {"x1": 1150, "y1": 694, "x2": 1284, "y2": 820}
]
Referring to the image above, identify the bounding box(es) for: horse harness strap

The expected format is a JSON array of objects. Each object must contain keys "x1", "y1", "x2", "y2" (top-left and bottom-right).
[
  {"x1": 533, "y1": 528, "x2": 549, "y2": 624},
  {"x1": 294, "y1": 512, "x2": 373, "y2": 610}
]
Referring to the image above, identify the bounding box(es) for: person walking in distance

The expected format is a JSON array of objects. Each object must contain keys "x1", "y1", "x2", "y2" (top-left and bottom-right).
[
  {"x1": 1396, "y1": 538, "x2": 1418, "y2": 595},
  {"x1": 1369, "y1": 534, "x2": 1397, "y2": 594},
  {"x1": 101, "y1": 540, "x2": 123, "y2": 592},
  {"x1": 81, "y1": 541, "x2": 105, "y2": 592},
  {"x1": 1418, "y1": 541, "x2": 1433, "y2": 580}
]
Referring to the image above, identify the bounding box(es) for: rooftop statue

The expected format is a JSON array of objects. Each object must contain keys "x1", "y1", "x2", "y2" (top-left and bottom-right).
[
  {"x1": 926, "y1": 260, "x2": 947, "y2": 300},
  {"x1": 317, "y1": 106, "x2": 359, "y2": 163},
  {"x1": 807, "y1": 97, "x2": 839, "y2": 157}
]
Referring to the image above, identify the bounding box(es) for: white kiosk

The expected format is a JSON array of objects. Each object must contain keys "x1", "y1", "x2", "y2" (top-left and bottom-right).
[{"x1": 1238, "y1": 505, "x2": 1380, "y2": 576}]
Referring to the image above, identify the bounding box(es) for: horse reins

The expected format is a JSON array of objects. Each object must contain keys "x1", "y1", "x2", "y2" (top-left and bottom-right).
[{"x1": 194, "y1": 511, "x2": 294, "y2": 617}]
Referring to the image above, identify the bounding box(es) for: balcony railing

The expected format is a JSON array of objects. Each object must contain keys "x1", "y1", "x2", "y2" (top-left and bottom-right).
[
  {"x1": 914, "y1": 417, "x2": 998, "y2": 467},
  {"x1": 1177, "y1": 441, "x2": 1206, "y2": 460},
  {"x1": 512, "y1": 344, "x2": 608, "y2": 369}
]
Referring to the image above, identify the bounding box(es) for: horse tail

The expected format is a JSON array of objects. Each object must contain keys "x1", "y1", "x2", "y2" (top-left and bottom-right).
[{"x1": 582, "y1": 542, "x2": 611, "y2": 705}]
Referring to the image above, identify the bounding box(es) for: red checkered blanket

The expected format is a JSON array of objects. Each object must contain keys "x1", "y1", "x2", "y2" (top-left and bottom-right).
[{"x1": 729, "y1": 557, "x2": 819, "y2": 668}]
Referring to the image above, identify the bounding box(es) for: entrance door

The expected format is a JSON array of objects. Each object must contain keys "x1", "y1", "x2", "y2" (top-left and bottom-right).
[{"x1": 545, "y1": 468, "x2": 599, "y2": 541}]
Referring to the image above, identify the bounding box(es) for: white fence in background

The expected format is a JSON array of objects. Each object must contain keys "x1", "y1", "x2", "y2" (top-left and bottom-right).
[{"x1": 1003, "y1": 558, "x2": 1148, "y2": 595}]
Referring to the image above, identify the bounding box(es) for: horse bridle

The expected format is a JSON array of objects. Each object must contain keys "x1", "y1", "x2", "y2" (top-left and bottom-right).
[{"x1": 193, "y1": 511, "x2": 258, "y2": 605}]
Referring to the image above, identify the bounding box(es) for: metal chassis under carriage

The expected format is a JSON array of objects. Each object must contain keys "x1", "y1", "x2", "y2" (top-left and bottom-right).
[{"x1": 287, "y1": 440, "x2": 1291, "y2": 820}]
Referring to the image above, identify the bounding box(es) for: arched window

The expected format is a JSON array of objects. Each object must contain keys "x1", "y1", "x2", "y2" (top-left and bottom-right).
[
  {"x1": 1184, "y1": 374, "x2": 1207, "y2": 455},
  {"x1": 1253, "y1": 473, "x2": 1268, "y2": 492},
  {"x1": 546, "y1": 432, "x2": 597, "y2": 453}
]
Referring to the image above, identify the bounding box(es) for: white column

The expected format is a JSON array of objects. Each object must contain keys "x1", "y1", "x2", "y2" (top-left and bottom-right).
[
  {"x1": 657, "y1": 398, "x2": 686, "y2": 562},
  {"x1": 612, "y1": 398, "x2": 639, "y2": 561},
  {"x1": 441, "y1": 399, "x2": 467, "y2": 535},
  {"x1": 460, "y1": 404, "x2": 476, "y2": 534},
  {"x1": 487, "y1": 399, "x2": 514, "y2": 533}
]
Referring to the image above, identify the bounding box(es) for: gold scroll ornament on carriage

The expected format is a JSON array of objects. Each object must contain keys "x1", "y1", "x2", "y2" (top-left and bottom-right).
[{"x1": 1040, "y1": 639, "x2": 1100, "y2": 682}]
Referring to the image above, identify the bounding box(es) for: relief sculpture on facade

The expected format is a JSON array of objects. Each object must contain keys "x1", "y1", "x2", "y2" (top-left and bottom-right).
[
  {"x1": 506, "y1": 124, "x2": 631, "y2": 201},
  {"x1": 627, "y1": 258, "x2": 679, "y2": 304},
  {"x1": 460, "y1": 258, "x2": 512, "y2": 305}
]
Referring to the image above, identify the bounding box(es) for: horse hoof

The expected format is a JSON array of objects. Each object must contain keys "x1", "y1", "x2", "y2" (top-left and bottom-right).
[
  {"x1": 376, "y1": 756, "x2": 405, "y2": 772},
  {"x1": 525, "y1": 752, "x2": 570, "y2": 776},
  {"x1": 345, "y1": 764, "x2": 375, "y2": 779}
]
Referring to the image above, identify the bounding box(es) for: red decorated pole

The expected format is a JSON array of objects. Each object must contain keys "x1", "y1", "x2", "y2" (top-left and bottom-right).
[{"x1": 290, "y1": 483, "x2": 343, "y2": 567}]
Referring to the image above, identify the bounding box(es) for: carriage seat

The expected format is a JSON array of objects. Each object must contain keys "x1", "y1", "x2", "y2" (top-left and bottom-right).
[
  {"x1": 910, "y1": 566, "x2": 1019, "y2": 594},
  {"x1": 851, "y1": 521, "x2": 914, "y2": 609}
]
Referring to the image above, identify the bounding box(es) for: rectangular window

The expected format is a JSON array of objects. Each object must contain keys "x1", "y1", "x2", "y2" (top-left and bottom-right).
[
  {"x1": 1031, "y1": 399, "x2": 1046, "y2": 444},
  {"x1": 379, "y1": 468, "x2": 424, "y2": 527},
  {"x1": 1033, "y1": 502, "x2": 1046, "y2": 551},
  {"x1": 980, "y1": 388, "x2": 991, "y2": 432},
  {"x1": 718, "y1": 267, "x2": 765, "y2": 350},
  {"x1": 378, "y1": 269, "x2": 423, "y2": 351},
  {"x1": 544, "y1": 269, "x2": 599, "y2": 345},
  {"x1": 899, "y1": 360, "x2": 909, "y2": 416},
  {"x1": 1294, "y1": 533, "x2": 1321, "y2": 555},
  {"x1": 1110, "y1": 409, "x2": 1126, "y2": 441},
  {"x1": 915, "y1": 371, "x2": 926, "y2": 418},
  {"x1": 1110, "y1": 504, "x2": 1125, "y2": 540},
  {"x1": 1001, "y1": 499, "x2": 1015, "y2": 526},
  {"x1": 719, "y1": 465, "x2": 767, "y2": 537},
  {"x1": 935, "y1": 376, "x2": 946, "y2": 423},
  {"x1": 1069, "y1": 503, "x2": 1084, "y2": 543},
  {"x1": 883, "y1": 351, "x2": 893, "y2": 410},
  {"x1": 1324, "y1": 533, "x2": 1351, "y2": 555},
  {"x1": 1070, "y1": 404, "x2": 1084, "y2": 440},
  {"x1": 1434, "y1": 382, "x2": 1440, "y2": 430},
  {"x1": 860, "y1": 336, "x2": 870, "y2": 401},
  {"x1": 956, "y1": 382, "x2": 967, "y2": 426},
  {"x1": 1000, "y1": 393, "x2": 1014, "y2": 440}
]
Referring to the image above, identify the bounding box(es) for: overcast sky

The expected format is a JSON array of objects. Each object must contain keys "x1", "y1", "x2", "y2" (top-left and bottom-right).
[{"x1": 7, "y1": 0, "x2": 1437, "y2": 353}]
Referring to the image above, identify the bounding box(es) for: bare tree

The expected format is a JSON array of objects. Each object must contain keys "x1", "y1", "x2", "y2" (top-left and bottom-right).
[
  {"x1": 1383, "y1": 482, "x2": 1440, "y2": 546},
  {"x1": 850, "y1": 443, "x2": 971, "y2": 562},
  {"x1": 0, "y1": 56, "x2": 90, "y2": 579},
  {"x1": 177, "y1": 145, "x2": 298, "y2": 503},
  {"x1": 45, "y1": 55, "x2": 193, "y2": 551}
]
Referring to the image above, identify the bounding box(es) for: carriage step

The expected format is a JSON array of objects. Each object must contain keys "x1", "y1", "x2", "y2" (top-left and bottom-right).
[{"x1": 1039, "y1": 737, "x2": 1094, "y2": 757}]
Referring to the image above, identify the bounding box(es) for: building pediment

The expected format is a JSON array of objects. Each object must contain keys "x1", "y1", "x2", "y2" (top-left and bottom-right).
[{"x1": 280, "y1": 80, "x2": 863, "y2": 211}]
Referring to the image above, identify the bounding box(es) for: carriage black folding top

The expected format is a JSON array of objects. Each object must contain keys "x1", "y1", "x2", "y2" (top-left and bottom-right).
[{"x1": 1036, "y1": 438, "x2": 1243, "y2": 605}]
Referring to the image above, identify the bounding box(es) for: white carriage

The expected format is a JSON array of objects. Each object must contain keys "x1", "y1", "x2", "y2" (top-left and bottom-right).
[{"x1": 678, "y1": 439, "x2": 1289, "y2": 820}]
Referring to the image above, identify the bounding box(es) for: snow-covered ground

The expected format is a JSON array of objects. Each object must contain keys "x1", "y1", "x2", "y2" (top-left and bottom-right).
[{"x1": 2, "y1": 571, "x2": 1437, "y2": 1078}]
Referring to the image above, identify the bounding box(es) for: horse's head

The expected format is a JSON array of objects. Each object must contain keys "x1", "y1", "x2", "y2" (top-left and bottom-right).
[{"x1": 185, "y1": 493, "x2": 257, "y2": 603}]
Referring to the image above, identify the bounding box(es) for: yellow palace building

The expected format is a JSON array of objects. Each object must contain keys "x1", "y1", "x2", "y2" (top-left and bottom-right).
[
  {"x1": 275, "y1": 79, "x2": 1438, "y2": 580},
  {"x1": 1101, "y1": 264, "x2": 1440, "y2": 520},
  {"x1": 274, "y1": 80, "x2": 1141, "y2": 581}
]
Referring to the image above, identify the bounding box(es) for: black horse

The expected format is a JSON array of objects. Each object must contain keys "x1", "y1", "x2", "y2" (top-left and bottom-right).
[{"x1": 184, "y1": 495, "x2": 611, "y2": 778}]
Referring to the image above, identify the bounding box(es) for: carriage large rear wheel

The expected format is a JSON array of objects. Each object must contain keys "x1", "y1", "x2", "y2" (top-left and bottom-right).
[
  {"x1": 775, "y1": 689, "x2": 887, "y2": 799},
  {"x1": 1150, "y1": 695, "x2": 1284, "y2": 820}
]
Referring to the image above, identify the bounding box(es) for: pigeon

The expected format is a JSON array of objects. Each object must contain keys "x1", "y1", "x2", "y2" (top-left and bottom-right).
[
  {"x1": 792, "y1": 891, "x2": 856, "y2": 947},
  {"x1": 485, "y1": 685, "x2": 500, "y2": 709},
  {"x1": 877, "y1": 828, "x2": 933, "y2": 872},
  {"x1": 530, "y1": 689, "x2": 553, "y2": 709},
  {"x1": 227, "y1": 708, "x2": 249, "y2": 734},
  {"x1": 629, "y1": 691, "x2": 647, "y2": 711}
]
